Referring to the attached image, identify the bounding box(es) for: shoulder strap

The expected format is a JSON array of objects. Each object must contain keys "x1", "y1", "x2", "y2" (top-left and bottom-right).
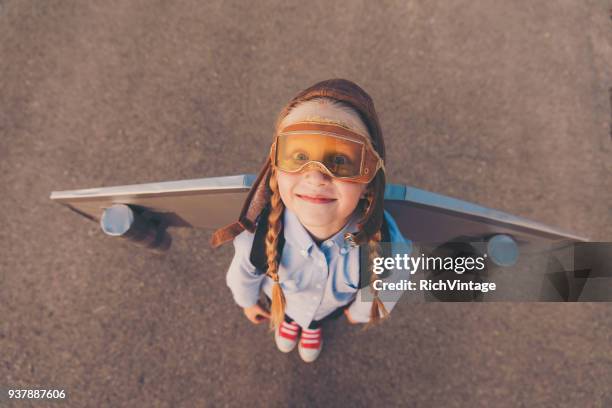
[{"x1": 249, "y1": 204, "x2": 285, "y2": 276}]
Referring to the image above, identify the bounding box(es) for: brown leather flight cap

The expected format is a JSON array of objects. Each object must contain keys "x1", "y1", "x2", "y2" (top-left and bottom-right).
[{"x1": 210, "y1": 78, "x2": 386, "y2": 249}]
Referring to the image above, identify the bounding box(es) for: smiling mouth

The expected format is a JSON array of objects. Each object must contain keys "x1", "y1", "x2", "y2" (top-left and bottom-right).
[{"x1": 296, "y1": 194, "x2": 337, "y2": 204}]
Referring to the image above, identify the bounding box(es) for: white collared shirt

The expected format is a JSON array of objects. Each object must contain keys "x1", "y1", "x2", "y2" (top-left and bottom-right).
[{"x1": 226, "y1": 207, "x2": 412, "y2": 328}]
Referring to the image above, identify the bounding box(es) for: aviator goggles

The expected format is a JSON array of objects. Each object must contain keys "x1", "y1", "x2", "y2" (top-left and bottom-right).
[{"x1": 270, "y1": 121, "x2": 385, "y2": 184}]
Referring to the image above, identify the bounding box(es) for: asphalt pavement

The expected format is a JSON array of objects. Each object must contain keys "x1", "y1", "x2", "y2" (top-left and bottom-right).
[{"x1": 1, "y1": 1, "x2": 611, "y2": 406}]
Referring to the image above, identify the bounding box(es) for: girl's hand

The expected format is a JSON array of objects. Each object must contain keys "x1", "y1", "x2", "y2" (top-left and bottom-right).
[
  {"x1": 243, "y1": 303, "x2": 271, "y2": 324},
  {"x1": 344, "y1": 308, "x2": 357, "y2": 324}
]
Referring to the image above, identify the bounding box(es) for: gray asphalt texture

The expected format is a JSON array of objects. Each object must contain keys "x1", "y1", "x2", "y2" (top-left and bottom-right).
[{"x1": 1, "y1": 1, "x2": 612, "y2": 407}]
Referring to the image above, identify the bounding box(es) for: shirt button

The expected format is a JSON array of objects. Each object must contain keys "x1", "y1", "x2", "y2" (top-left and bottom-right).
[
  {"x1": 340, "y1": 247, "x2": 348, "y2": 255},
  {"x1": 324, "y1": 241, "x2": 334, "y2": 247},
  {"x1": 300, "y1": 249, "x2": 308, "y2": 257}
]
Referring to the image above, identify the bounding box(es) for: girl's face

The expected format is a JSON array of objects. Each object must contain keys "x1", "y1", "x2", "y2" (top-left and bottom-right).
[
  {"x1": 275, "y1": 99, "x2": 370, "y2": 241},
  {"x1": 276, "y1": 168, "x2": 367, "y2": 241}
]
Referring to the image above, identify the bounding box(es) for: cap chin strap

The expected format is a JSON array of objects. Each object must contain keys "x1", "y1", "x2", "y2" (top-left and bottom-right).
[{"x1": 209, "y1": 158, "x2": 272, "y2": 248}]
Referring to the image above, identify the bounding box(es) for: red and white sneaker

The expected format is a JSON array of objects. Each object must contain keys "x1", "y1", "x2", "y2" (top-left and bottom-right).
[
  {"x1": 298, "y1": 327, "x2": 323, "y2": 363},
  {"x1": 274, "y1": 320, "x2": 300, "y2": 353}
]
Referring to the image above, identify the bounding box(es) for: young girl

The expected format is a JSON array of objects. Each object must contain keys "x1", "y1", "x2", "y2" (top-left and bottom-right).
[{"x1": 211, "y1": 79, "x2": 411, "y2": 363}]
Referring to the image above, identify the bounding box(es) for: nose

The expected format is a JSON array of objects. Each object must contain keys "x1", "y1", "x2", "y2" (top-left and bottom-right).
[{"x1": 303, "y1": 167, "x2": 331, "y2": 185}]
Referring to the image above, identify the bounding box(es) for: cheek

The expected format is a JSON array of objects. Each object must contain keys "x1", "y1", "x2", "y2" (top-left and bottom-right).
[
  {"x1": 337, "y1": 183, "x2": 367, "y2": 209},
  {"x1": 275, "y1": 173, "x2": 296, "y2": 204}
]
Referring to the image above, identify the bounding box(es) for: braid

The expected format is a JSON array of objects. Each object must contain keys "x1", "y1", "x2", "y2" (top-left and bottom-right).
[
  {"x1": 358, "y1": 191, "x2": 390, "y2": 329},
  {"x1": 265, "y1": 169, "x2": 286, "y2": 330},
  {"x1": 366, "y1": 229, "x2": 389, "y2": 327}
]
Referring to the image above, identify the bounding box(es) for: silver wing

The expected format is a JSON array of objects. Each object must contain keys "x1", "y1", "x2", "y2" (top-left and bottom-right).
[
  {"x1": 50, "y1": 173, "x2": 586, "y2": 244},
  {"x1": 51, "y1": 175, "x2": 609, "y2": 301}
]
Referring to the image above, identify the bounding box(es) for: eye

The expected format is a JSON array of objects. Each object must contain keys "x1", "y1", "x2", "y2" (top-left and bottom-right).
[
  {"x1": 332, "y1": 154, "x2": 350, "y2": 165},
  {"x1": 293, "y1": 151, "x2": 309, "y2": 161}
]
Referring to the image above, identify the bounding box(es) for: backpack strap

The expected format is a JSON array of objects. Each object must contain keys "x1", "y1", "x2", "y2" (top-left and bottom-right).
[{"x1": 249, "y1": 204, "x2": 285, "y2": 276}]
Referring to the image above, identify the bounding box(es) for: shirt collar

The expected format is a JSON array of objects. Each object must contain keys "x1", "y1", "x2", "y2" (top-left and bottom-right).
[{"x1": 283, "y1": 207, "x2": 361, "y2": 254}]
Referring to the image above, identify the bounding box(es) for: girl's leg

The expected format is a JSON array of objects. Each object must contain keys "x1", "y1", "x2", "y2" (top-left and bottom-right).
[
  {"x1": 275, "y1": 314, "x2": 300, "y2": 353},
  {"x1": 298, "y1": 307, "x2": 347, "y2": 362},
  {"x1": 307, "y1": 319, "x2": 322, "y2": 330}
]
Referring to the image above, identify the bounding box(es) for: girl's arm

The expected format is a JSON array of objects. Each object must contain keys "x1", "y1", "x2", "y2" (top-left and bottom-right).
[{"x1": 226, "y1": 230, "x2": 266, "y2": 308}]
